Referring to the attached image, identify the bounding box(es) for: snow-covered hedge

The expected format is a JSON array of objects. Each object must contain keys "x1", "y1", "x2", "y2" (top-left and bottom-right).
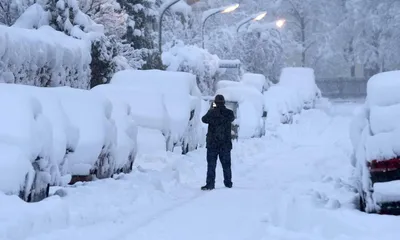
[
  {"x1": 0, "y1": 25, "x2": 91, "y2": 88},
  {"x1": 161, "y1": 40, "x2": 220, "y2": 95},
  {"x1": 350, "y1": 70, "x2": 400, "y2": 212},
  {"x1": 110, "y1": 69, "x2": 203, "y2": 153}
]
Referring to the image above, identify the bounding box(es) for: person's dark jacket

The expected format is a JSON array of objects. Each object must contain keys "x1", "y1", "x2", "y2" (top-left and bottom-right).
[{"x1": 201, "y1": 105, "x2": 235, "y2": 150}]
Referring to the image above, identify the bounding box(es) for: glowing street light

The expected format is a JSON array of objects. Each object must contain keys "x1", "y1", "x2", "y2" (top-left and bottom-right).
[
  {"x1": 221, "y1": 3, "x2": 239, "y2": 13},
  {"x1": 236, "y1": 11, "x2": 267, "y2": 32},
  {"x1": 201, "y1": 3, "x2": 240, "y2": 48},
  {"x1": 275, "y1": 19, "x2": 286, "y2": 28}
]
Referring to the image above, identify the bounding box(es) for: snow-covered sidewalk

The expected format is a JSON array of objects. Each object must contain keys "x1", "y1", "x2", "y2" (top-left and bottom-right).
[{"x1": 4, "y1": 103, "x2": 400, "y2": 240}]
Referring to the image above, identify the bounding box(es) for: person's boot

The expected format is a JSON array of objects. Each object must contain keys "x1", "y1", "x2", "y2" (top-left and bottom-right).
[
  {"x1": 224, "y1": 181, "x2": 233, "y2": 188},
  {"x1": 201, "y1": 185, "x2": 214, "y2": 191}
]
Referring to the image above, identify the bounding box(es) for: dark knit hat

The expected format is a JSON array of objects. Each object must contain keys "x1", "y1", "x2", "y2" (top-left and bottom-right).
[{"x1": 214, "y1": 94, "x2": 225, "y2": 105}]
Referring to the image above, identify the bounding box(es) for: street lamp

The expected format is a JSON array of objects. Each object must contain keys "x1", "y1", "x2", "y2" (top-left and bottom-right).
[
  {"x1": 158, "y1": 0, "x2": 181, "y2": 53},
  {"x1": 201, "y1": 3, "x2": 239, "y2": 49},
  {"x1": 236, "y1": 11, "x2": 267, "y2": 33},
  {"x1": 275, "y1": 19, "x2": 286, "y2": 28}
]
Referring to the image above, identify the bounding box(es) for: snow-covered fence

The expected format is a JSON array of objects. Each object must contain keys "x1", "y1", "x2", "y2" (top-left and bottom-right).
[
  {"x1": 0, "y1": 25, "x2": 92, "y2": 88},
  {"x1": 0, "y1": 83, "x2": 139, "y2": 202},
  {"x1": 350, "y1": 70, "x2": 400, "y2": 214},
  {"x1": 316, "y1": 77, "x2": 367, "y2": 99}
]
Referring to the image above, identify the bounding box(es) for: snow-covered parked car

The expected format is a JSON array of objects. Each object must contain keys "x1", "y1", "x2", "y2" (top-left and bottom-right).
[
  {"x1": 50, "y1": 87, "x2": 117, "y2": 183},
  {"x1": 350, "y1": 71, "x2": 400, "y2": 214},
  {"x1": 91, "y1": 84, "x2": 138, "y2": 174},
  {"x1": 279, "y1": 67, "x2": 321, "y2": 110},
  {"x1": 109, "y1": 69, "x2": 202, "y2": 154},
  {"x1": 0, "y1": 89, "x2": 53, "y2": 202},
  {"x1": 263, "y1": 84, "x2": 303, "y2": 127},
  {"x1": 240, "y1": 73, "x2": 271, "y2": 92},
  {"x1": 215, "y1": 84, "x2": 265, "y2": 139},
  {"x1": 0, "y1": 84, "x2": 79, "y2": 186}
]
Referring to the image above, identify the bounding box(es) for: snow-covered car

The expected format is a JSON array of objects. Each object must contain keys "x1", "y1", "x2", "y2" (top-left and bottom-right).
[
  {"x1": 91, "y1": 84, "x2": 138, "y2": 174},
  {"x1": 0, "y1": 84, "x2": 79, "y2": 186},
  {"x1": 350, "y1": 71, "x2": 400, "y2": 214},
  {"x1": 215, "y1": 84, "x2": 265, "y2": 139},
  {"x1": 0, "y1": 89, "x2": 53, "y2": 202},
  {"x1": 240, "y1": 73, "x2": 271, "y2": 92},
  {"x1": 49, "y1": 87, "x2": 116, "y2": 183},
  {"x1": 279, "y1": 67, "x2": 321, "y2": 110},
  {"x1": 109, "y1": 69, "x2": 202, "y2": 154}
]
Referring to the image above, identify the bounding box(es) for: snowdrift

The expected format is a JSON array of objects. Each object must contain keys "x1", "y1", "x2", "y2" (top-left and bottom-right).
[
  {"x1": 240, "y1": 73, "x2": 270, "y2": 92},
  {"x1": 350, "y1": 70, "x2": 400, "y2": 212},
  {"x1": 0, "y1": 25, "x2": 91, "y2": 88}
]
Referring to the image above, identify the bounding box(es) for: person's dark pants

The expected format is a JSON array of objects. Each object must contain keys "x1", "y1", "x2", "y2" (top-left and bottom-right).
[{"x1": 206, "y1": 148, "x2": 232, "y2": 188}]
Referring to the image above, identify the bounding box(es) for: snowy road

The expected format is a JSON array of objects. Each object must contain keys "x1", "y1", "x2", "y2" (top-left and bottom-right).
[{"x1": 4, "y1": 102, "x2": 400, "y2": 240}]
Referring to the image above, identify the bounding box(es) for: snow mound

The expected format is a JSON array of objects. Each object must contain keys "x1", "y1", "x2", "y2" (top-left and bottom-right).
[
  {"x1": 49, "y1": 87, "x2": 116, "y2": 177},
  {"x1": 0, "y1": 25, "x2": 91, "y2": 88}
]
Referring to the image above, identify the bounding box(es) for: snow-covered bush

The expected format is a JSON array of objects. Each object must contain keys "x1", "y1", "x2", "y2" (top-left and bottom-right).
[
  {"x1": 49, "y1": 87, "x2": 116, "y2": 180},
  {"x1": 91, "y1": 84, "x2": 138, "y2": 174},
  {"x1": 216, "y1": 85, "x2": 264, "y2": 139},
  {"x1": 350, "y1": 70, "x2": 400, "y2": 213},
  {"x1": 0, "y1": 24, "x2": 91, "y2": 88},
  {"x1": 279, "y1": 67, "x2": 321, "y2": 109},
  {"x1": 110, "y1": 69, "x2": 202, "y2": 153},
  {"x1": 161, "y1": 40, "x2": 220, "y2": 95},
  {"x1": 0, "y1": 83, "x2": 79, "y2": 186},
  {"x1": 0, "y1": 89, "x2": 53, "y2": 202}
]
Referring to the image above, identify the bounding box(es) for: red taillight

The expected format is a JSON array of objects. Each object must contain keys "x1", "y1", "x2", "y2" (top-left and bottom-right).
[{"x1": 368, "y1": 158, "x2": 400, "y2": 172}]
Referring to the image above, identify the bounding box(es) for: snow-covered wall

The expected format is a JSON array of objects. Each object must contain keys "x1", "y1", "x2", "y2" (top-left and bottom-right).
[{"x1": 0, "y1": 25, "x2": 91, "y2": 88}]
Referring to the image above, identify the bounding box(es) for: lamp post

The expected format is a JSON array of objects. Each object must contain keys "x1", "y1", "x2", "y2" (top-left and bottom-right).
[
  {"x1": 158, "y1": 0, "x2": 181, "y2": 53},
  {"x1": 201, "y1": 3, "x2": 239, "y2": 49},
  {"x1": 236, "y1": 11, "x2": 267, "y2": 33}
]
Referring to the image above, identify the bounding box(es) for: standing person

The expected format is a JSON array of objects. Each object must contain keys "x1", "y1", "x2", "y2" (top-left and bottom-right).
[{"x1": 201, "y1": 94, "x2": 235, "y2": 190}]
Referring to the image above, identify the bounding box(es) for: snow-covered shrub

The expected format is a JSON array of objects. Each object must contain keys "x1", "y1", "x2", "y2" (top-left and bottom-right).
[
  {"x1": 350, "y1": 70, "x2": 400, "y2": 213},
  {"x1": 0, "y1": 83, "x2": 79, "y2": 186},
  {"x1": 91, "y1": 84, "x2": 138, "y2": 174},
  {"x1": 279, "y1": 67, "x2": 321, "y2": 109},
  {"x1": 161, "y1": 40, "x2": 220, "y2": 95},
  {"x1": 0, "y1": 89, "x2": 53, "y2": 202},
  {"x1": 0, "y1": 24, "x2": 91, "y2": 88},
  {"x1": 110, "y1": 69, "x2": 202, "y2": 153},
  {"x1": 216, "y1": 85, "x2": 264, "y2": 139},
  {"x1": 49, "y1": 86, "x2": 116, "y2": 180}
]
